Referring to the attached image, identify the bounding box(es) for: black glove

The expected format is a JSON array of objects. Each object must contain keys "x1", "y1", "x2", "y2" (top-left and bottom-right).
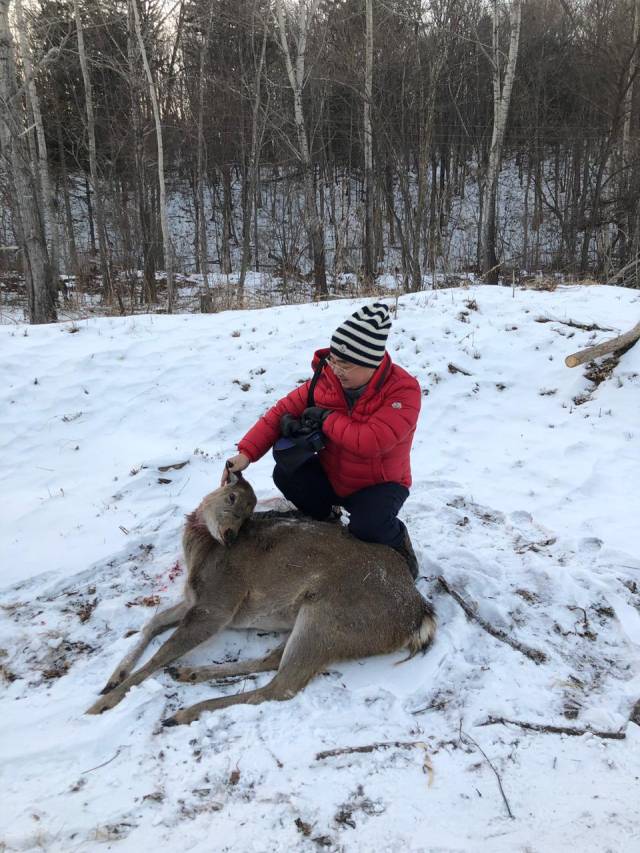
[
  {"x1": 280, "y1": 413, "x2": 304, "y2": 437},
  {"x1": 301, "y1": 406, "x2": 331, "y2": 432}
]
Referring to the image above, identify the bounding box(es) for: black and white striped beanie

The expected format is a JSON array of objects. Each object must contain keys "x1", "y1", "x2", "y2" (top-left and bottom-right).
[{"x1": 330, "y1": 302, "x2": 391, "y2": 368}]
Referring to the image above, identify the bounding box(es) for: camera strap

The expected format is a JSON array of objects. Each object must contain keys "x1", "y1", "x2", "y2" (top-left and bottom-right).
[
  {"x1": 273, "y1": 356, "x2": 328, "y2": 474},
  {"x1": 307, "y1": 355, "x2": 327, "y2": 408}
]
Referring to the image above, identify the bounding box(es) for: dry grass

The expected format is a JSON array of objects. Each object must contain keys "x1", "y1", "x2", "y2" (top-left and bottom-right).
[{"x1": 2, "y1": 271, "x2": 408, "y2": 322}]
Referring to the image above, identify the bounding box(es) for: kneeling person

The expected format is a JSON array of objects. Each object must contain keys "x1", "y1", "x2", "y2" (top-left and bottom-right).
[{"x1": 221, "y1": 303, "x2": 421, "y2": 579}]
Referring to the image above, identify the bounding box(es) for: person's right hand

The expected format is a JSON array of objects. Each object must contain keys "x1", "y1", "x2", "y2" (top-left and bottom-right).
[{"x1": 220, "y1": 452, "x2": 250, "y2": 486}]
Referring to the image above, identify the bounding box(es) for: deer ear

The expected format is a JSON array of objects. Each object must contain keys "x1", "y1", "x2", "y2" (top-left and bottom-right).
[{"x1": 228, "y1": 469, "x2": 243, "y2": 485}]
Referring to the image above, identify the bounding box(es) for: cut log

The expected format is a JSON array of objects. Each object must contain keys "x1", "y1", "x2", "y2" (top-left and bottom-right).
[{"x1": 565, "y1": 321, "x2": 640, "y2": 368}]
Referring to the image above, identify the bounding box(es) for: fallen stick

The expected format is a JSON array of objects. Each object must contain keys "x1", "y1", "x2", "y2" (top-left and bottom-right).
[
  {"x1": 447, "y1": 362, "x2": 472, "y2": 376},
  {"x1": 437, "y1": 576, "x2": 547, "y2": 664},
  {"x1": 478, "y1": 715, "x2": 626, "y2": 740},
  {"x1": 82, "y1": 746, "x2": 127, "y2": 773},
  {"x1": 536, "y1": 317, "x2": 614, "y2": 332},
  {"x1": 315, "y1": 740, "x2": 434, "y2": 784},
  {"x1": 565, "y1": 320, "x2": 640, "y2": 368},
  {"x1": 316, "y1": 739, "x2": 425, "y2": 759},
  {"x1": 459, "y1": 723, "x2": 514, "y2": 820}
]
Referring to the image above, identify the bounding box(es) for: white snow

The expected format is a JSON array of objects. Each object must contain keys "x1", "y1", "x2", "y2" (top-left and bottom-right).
[{"x1": 1, "y1": 285, "x2": 639, "y2": 852}]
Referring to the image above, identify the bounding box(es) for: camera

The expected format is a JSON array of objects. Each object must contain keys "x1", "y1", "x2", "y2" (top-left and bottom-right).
[{"x1": 272, "y1": 416, "x2": 325, "y2": 473}]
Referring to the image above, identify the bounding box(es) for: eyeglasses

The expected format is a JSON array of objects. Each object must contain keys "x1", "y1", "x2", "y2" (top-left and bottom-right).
[{"x1": 327, "y1": 355, "x2": 359, "y2": 374}]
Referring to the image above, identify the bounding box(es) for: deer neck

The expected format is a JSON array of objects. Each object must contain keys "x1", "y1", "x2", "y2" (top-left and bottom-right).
[{"x1": 183, "y1": 510, "x2": 225, "y2": 568}]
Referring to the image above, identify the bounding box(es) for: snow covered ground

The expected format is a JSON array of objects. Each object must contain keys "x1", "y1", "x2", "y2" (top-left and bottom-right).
[{"x1": 1, "y1": 285, "x2": 639, "y2": 852}]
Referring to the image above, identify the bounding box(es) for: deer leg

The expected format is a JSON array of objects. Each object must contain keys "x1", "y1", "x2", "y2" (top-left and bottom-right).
[
  {"x1": 86, "y1": 597, "x2": 243, "y2": 715},
  {"x1": 167, "y1": 641, "x2": 286, "y2": 684},
  {"x1": 163, "y1": 607, "x2": 333, "y2": 726},
  {"x1": 100, "y1": 601, "x2": 190, "y2": 693}
]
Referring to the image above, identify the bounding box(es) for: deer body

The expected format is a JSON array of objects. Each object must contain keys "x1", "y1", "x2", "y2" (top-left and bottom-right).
[{"x1": 87, "y1": 476, "x2": 435, "y2": 725}]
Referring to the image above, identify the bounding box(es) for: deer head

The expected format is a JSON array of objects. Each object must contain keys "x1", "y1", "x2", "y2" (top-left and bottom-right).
[{"x1": 197, "y1": 472, "x2": 257, "y2": 545}]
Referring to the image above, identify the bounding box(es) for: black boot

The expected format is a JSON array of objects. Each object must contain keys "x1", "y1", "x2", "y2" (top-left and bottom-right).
[
  {"x1": 323, "y1": 506, "x2": 343, "y2": 523},
  {"x1": 394, "y1": 521, "x2": 419, "y2": 580}
]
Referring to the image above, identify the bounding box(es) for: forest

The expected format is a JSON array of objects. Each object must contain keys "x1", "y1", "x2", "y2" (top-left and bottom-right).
[
  {"x1": 2, "y1": 3, "x2": 640, "y2": 845},
  {"x1": 1, "y1": 0, "x2": 639, "y2": 322}
]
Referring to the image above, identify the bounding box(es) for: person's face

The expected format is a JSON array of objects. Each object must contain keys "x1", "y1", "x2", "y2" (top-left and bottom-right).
[{"x1": 327, "y1": 354, "x2": 376, "y2": 389}]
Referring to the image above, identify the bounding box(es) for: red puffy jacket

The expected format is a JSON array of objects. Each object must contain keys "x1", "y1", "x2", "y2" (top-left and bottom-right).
[{"x1": 237, "y1": 348, "x2": 422, "y2": 497}]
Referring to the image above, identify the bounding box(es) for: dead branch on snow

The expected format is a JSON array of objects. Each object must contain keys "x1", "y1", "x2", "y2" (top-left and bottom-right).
[
  {"x1": 437, "y1": 576, "x2": 547, "y2": 664},
  {"x1": 565, "y1": 321, "x2": 640, "y2": 368}
]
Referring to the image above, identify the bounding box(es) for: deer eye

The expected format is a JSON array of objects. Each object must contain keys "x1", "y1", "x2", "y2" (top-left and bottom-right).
[{"x1": 228, "y1": 493, "x2": 236, "y2": 505}]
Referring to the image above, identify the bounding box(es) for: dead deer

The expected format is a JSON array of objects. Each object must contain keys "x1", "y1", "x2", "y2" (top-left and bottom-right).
[{"x1": 86, "y1": 473, "x2": 435, "y2": 726}]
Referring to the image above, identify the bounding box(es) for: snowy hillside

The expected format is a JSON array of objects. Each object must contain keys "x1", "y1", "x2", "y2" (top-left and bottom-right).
[{"x1": 1, "y1": 285, "x2": 639, "y2": 852}]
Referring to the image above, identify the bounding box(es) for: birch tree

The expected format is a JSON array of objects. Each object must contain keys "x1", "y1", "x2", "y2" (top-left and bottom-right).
[
  {"x1": 274, "y1": 0, "x2": 327, "y2": 295},
  {"x1": 480, "y1": 0, "x2": 522, "y2": 283}
]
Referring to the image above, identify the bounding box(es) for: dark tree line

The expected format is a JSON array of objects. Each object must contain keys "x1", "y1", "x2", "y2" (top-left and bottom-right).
[{"x1": 1, "y1": 0, "x2": 639, "y2": 322}]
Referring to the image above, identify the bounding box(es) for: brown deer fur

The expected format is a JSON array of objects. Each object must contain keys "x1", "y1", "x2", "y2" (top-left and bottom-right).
[{"x1": 86, "y1": 474, "x2": 435, "y2": 726}]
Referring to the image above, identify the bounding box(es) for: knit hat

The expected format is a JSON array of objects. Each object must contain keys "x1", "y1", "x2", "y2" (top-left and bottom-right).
[{"x1": 330, "y1": 302, "x2": 391, "y2": 368}]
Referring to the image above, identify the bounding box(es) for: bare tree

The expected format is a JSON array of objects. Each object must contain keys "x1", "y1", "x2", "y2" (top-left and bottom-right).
[
  {"x1": 380, "y1": 0, "x2": 452, "y2": 291},
  {"x1": 14, "y1": 0, "x2": 61, "y2": 291},
  {"x1": 239, "y1": 9, "x2": 268, "y2": 292},
  {"x1": 480, "y1": 0, "x2": 522, "y2": 283},
  {"x1": 621, "y1": 0, "x2": 640, "y2": 278},
  {"x1": 193, "y1": 1, "x2": 214, "y2": 293},
  {"x1": 363, "y1": 0, "x2": 374, "y2": 283},
  {"x1": 0, "y1": 0, "x2": 56, "y2": 322},
  {"x1": 6, "y1": 0, "x2": 640, "y2": 307},
  {"x1": 274, "y1": 0, "x2": 327, "y2": 295},
  {"x1": 622, "y1": 0, "x2": 639, "y2": 173},
  {"x1": 130, "y1": 0, "x2": 174, "y2": 312},
  {"x1": 73, "y1": 0, "x2": 119, "y2": 308}
]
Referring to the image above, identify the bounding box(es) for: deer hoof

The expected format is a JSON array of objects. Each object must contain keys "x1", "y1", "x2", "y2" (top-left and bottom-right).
[
  {"x1": 86, "y1": 688, "x2": 125, "y2": 715},
  {"x1": 85, "y1": 699, "x2": 109, "y2": 715},
  {"x1": 167, "y1": 666, "x2": 195, "y2": 683},
  {"x1": 162, "y1": 707, "x2": 194, "y2": 726}
]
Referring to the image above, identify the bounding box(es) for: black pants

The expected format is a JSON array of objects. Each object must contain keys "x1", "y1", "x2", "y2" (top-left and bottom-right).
[{"x1": 273, "y1": 456, "x2": 409, "y2": 549}]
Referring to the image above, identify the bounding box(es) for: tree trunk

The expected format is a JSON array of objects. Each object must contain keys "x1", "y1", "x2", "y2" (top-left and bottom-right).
[
  {"x1": 565, "y1": 321, "x2": 640, "y2": 367},
  {"x1": 195, "y1": 4, "x2": 213, "y2": 292},
  {"x1": 73, "y1": 0, "x2": 118, "y2": 308},
  {"x1": 131, "y1": 0, "x2": 174, "y2": 312},
  {"x1": 480, "y1": 0, "x2": 522, "y2": 283},
  {"x1": 56, "y1": 117, "x2": 80, "y2": 282},
  {"x1": 620, "y1": 0, "x2": 640, "y2": 271},
  {"x1": 127, "y1": 9, "x2": 156, "y2": 304},
  {"x1": 362, "y1": 0, "x2": 374, "y2": 284},
  {"x1": 274, "y1": 0, "x2": 327, "y2": 296},
  {"x1": 15, "y1": 0, "x2": 61, "y2": 292},
  {"x1": 221, "y1": 165, "x2": 233, "y2": 275},
  {"x1": 522, "y1": 153, "x2": 531, "y2": 270},
  {"x1": 385, "y1": 162, "x2": 395, "y2": 245},
  {"x1": 239, "y1": 20, "x2": 267, "y2": 291},
  {"x1": 0, "y1": 0, "x2": 56, "y2": 323}
]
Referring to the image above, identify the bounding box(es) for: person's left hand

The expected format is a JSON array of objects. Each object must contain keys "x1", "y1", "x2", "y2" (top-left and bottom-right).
[
  {"x1": 301, "y1": 407, "x2": 331, "y2": 431},
  {"x1": 280, "y1": 413, "x2": 304, "y2": 437}
]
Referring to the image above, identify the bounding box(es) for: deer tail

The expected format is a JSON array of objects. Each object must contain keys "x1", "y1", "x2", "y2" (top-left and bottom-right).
[{"x1": 405, "y1": 600, "x2": 437, "y2": 660}]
